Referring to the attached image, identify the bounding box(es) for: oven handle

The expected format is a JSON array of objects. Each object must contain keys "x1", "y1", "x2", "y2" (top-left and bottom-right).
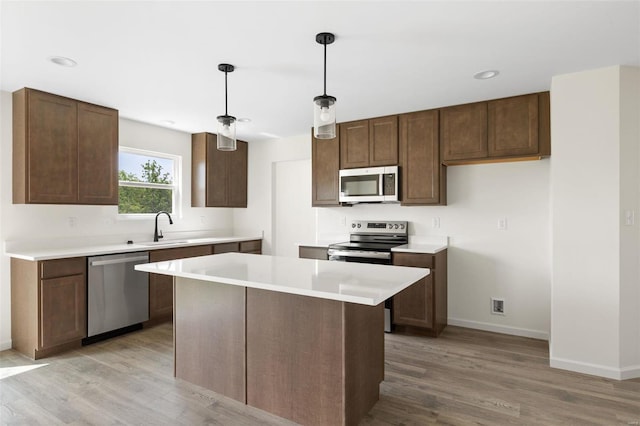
[{"x1": 327, "y1": 249, "x2": 391, "y2": 260}]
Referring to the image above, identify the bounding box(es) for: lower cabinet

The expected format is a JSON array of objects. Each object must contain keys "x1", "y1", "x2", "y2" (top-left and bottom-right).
[
  {"x1": 392, "y1": 250, "x2": 447, "y2": 337},
  {"x1": 148, "y1": 240, "x2": 263, "y2": 325},
  {"x1": 298, "y1": 246, "x2": 329, "y2": 260},
  {"x1": 148, "y1": 245, "x2": 212, "y2": 325},
  {"x1": 11, "y1": 257, "x2": 87, "y2": 359}
]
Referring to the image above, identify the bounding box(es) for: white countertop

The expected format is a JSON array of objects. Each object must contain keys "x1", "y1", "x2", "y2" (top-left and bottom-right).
[
  {"x1": 135, "y1": 252, "x2": 429, "y2": 306},
  {"x1": 392, "y1": 243, "x2": 448, "y2": 254},
  {"x1": 5, "y1": 235, "x2": 262, "y2": 261}
]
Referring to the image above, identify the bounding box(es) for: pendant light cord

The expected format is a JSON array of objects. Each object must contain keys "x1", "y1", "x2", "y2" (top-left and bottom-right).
[
  {"x1": 323, "y1": 42, "x2": 327, "y2": 96},
  {"x1": 224, "y1": 70, "x2": 228, "y2": 116}
]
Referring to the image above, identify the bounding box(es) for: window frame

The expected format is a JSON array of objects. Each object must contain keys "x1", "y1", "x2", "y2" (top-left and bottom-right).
[{"x1": 117, "y1": 146, "x2": 182, "y2": 219}]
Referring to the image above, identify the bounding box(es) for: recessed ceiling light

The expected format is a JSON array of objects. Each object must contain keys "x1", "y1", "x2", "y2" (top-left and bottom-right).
[
  {"x1": 159, "y1": 120, "x2": 175, "y2": 126},
  {"x1": 237, "y1": 118, "x2": 252, "y2": 123},
  {"x1": 474, "y1": 70, "x2": 499, "y2": 80},
  {"x1": 48, "y1": 56, "x2": 77, "y2": 67}
]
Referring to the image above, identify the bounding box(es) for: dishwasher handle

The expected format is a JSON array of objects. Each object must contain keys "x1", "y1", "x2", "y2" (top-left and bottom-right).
[{"x1": 89, "y1": 255, "x2": 149, "y2": 267}]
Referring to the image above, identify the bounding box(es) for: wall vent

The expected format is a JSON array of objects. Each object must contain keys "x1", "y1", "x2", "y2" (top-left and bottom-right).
[{"x1": 491, "y1": 297, "x2": 505, "y2": 315}]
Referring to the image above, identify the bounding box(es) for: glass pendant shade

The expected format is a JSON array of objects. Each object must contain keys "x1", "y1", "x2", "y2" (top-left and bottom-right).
[
  {"x1": 217, "y1": 115, "x2": 236, "y2": 151},
  {"x1": 313, "y1": 95, "x2": 337, "y2": 139}
]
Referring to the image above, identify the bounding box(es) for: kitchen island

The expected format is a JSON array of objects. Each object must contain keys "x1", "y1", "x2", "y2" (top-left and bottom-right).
[{"x1": 135, "y1": 252, "x2": 429, "y2": 426}]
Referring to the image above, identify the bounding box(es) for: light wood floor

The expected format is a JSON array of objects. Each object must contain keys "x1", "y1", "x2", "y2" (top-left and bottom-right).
[{"x1": 1, "y1": 324, "x2": 639, "y2": 425}]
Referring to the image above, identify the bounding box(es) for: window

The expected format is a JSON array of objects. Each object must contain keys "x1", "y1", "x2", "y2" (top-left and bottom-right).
[{"x1": 118, "y1": 147, "x2": 180, "y2": 216}]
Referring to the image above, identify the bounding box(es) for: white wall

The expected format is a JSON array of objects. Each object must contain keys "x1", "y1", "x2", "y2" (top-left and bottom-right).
[
  {"x1": 0, "y1": 90, "x2": 234, "y2": 350},
  {"x1": 235, "y1": 134, "x2": 552, "y2": 340},
  {"x1": 550, "y1": 66, "x2": 640, "y2": 379}
]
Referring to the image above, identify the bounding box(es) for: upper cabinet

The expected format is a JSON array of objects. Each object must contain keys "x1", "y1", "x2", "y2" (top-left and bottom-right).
[
  {"x1": 442, "y1": 92, "x2": 550, "y2": 165},
  {"x1": 340, "y1": 116, "x2": 398, "y2": 169},
  {"x1": 440, "y1": 102, "x2": 488, "y2": 161},
  {"x1": 192, "y1": 132, "x2": 248, "y2": 208},
  {"x1": 13, "y1": 88, "x2": 118, "y2": 205},
  {"x1": 399, "y1": 110, "x2": 446, "y2": 205},
  {"x1": 312, "y1": 128, "x2": 341, "y2": 206}
]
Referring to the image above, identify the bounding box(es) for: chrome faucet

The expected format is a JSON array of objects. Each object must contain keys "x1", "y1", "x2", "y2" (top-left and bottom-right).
[{"x1": 154, "y1": 211, "x2": 173, "y2": 242}]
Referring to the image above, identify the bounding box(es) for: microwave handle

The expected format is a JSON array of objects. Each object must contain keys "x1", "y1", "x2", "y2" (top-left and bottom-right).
[{"x1": 379, "y1": 173, "x2": 384, "y2": 196}]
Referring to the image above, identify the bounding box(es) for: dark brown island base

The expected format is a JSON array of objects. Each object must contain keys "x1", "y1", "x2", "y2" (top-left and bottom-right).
[{"x1": 136, "y1": 252, "x2": 429, "y2": 425}]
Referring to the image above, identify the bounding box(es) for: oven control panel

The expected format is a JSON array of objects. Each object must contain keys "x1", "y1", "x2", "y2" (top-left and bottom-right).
[{"x1": 349, "y1": 220, "x2": 408, "y2": 234}]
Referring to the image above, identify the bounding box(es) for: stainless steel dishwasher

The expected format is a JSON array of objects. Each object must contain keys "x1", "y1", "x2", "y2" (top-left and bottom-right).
[{"x1": 85, "y1": 252, "x2": 150, "y2": 343}]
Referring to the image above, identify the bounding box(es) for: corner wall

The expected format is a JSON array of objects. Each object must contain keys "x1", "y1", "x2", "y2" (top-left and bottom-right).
[{"x1": 550, "y1": 66, "x2": 640, "y2": 379}]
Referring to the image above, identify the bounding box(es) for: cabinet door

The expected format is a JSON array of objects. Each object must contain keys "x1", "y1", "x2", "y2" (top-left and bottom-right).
[
  {"x1": 40, "y1": 274, "x2": 86, "y2": 348},
  {"x1": 392, "y1": 253, "x2": 434, "y2": 329},
  {"x1": 340, "y1": 120, "x2": 369, "y2": 169},
  {"x1": 78, "y1": 102, "x2": 119, "y2": 205},
  {"x1": 488, "y1": 94, "x2": 539, "y2": 157},
  {"x1": 441, "y1": 102, "x2": 488, "y2": 161},
  {"x1": 227, "y1": 141, "x2": 248, "y2": 208},
  {"x1": 205, "y1": 134, "x2": 229, "y2": 207},
  {"x1": 369, "y1": 115, "x2": 398, "y2": 166},
  {"x1": 312, "y1": 127, "x2": 340, "y2": 206},
  {"x1": 240, "y1": 240, "x2": 262, "y2": 254},
  {"x1": 393, "y1": 275, "x2": 434, "y2": 329},
  {"x1": 399, "y1": 110, "x2": 445, "y2": 205},
  {"x1": 149, "y1": 274, "x2": 173, "y2": 321},
  {"x1": 213, "y1": 242, "x2": 240, "y2": 254},
  {"x1": 26, "y1": 90, "x2": 78, "y2": 203},
  {"x1": 149, "y1": 245, "x2": 212, "y2": 322},
  {"x1": 299, "y1": 246, "x2": 328, "y2": 260}
]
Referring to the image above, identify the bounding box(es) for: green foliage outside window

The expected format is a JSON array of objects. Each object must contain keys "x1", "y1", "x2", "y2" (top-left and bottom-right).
[{"x1": 119, "y1": 160, "x2": 173, "y2": 214}]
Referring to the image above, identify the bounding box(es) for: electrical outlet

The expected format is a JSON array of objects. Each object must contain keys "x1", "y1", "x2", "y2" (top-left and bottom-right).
[
  {"x1": 432, "y1": 217, "x2": 440, "y2": 228},
  {"x1": 498, "y1": 217, "x2": 508, "y2": 230},
  {"x1": 68, "y1": 217, "x2": 78, "y2": 228},
  {"x1": 625, "y1": 210, "x2": 635, "y2": 226},
  {"x1": 491, "y1": 297, "x2": 505, "y2": 315}
]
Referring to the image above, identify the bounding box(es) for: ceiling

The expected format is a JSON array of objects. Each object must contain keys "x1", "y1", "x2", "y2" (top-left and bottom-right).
[{"x1": 2, "y1": 1, "x2": 639, "y2": 142}]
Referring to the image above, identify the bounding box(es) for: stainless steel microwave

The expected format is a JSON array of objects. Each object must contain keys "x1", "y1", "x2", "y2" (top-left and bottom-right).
[{"x1": 339, "y1": 166, "x2": 399, "y2": 203}]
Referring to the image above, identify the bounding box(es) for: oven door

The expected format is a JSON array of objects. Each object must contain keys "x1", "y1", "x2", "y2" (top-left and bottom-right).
[{"x1": 327, "y1": 249, "x2": 391, "y2": 265}]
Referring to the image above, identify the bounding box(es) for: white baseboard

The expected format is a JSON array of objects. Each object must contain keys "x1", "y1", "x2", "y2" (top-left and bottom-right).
[
  {"x1": 447, "y1": 317, "x2": 549, "y2": 341},
  {"x1": 0, "y1": 339, "x2": 12, "y2": 352},
  {"x1": 550, "y1": 357, "x2": 640, "y2": 380}
]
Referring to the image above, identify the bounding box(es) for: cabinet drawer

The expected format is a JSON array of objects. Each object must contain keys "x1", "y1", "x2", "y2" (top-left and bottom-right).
[
  {"x1": 150, "y1": 245, "x2": 212, "y2": 262},
  {"x1": 392, "y1": 253, "x2": 433, "y2": 269},
  {"x1": 213, "y1": 242, "x2": 240, "y2": 254},
  {"x1": 240, "y1": 240, "x2": 261, "y2": 253},
  {"x1": 41, "y1": 257, "x2": 86, "y2": 279}
]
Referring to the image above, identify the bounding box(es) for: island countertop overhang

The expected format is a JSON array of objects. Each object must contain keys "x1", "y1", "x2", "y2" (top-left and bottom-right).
[{"x1": 135, "y1": 252, "x2": 429, "y2": 306}]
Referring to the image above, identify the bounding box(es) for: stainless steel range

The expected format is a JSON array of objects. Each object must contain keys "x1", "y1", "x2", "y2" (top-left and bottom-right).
[
  {"x1": 328, "y1": 220, "x2": 408, "y2": 331},
  {"x1": 328, "y1": 220, "x2": 408, "y2": 264}
]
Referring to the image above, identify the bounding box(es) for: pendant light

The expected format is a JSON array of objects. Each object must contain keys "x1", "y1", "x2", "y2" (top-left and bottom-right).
[
  {"x1": 313, "y1": 32, "x2": 337, "y2": 139},
  {"x1": 217, "y1": 63, "x2": 237, "y2": 151}
]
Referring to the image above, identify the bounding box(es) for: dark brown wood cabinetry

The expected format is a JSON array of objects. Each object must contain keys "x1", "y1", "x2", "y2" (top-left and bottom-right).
[
  {"x1": 312, "y1": 127, "x2": 341, "y2": 206},
  {"x1": 311, "y1": 91, "x2": 550, "y2": 207},
  {"x1": 192, "y1": 132, "x2": 248, "y2": 208},
  {"x1": 148, "y1": 245, "x2": 212, "y2": 324},
  {"x1": 392, "y1": 250, "x2": 447, "y2": 337},
  {"x1": 442, "y1": 92, "x2": 550, "y2": 164},
  {"x1": 148, "y1": 240, "x2": 262, "y2": 325},
  {"x1": 11, "y1": 257, "x2": 87, "y2": 359},
  {"x1": 298, "y1": 246, "x2": 329, "y2": 260},
  {"x1": 13, "y1": 88, "x2": 118, "y2": 205},
  {"x1": 399, "y1": 110, "x2": 446, "y2": 205},
  {"x1": 340, "y1": 116, "x2": 398, "y2": 169},
  {"x1": 441, "y1": 102, "x2": 488, "y2": 161}
]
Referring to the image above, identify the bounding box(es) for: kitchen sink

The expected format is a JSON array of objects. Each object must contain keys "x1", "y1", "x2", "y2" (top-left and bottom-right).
[
  {"x1": 137, "y1": 240, "x2": 189, "y2": 246},
  {"x1": 136, "y1": 237, "x2": 226, "y2": 247}
]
